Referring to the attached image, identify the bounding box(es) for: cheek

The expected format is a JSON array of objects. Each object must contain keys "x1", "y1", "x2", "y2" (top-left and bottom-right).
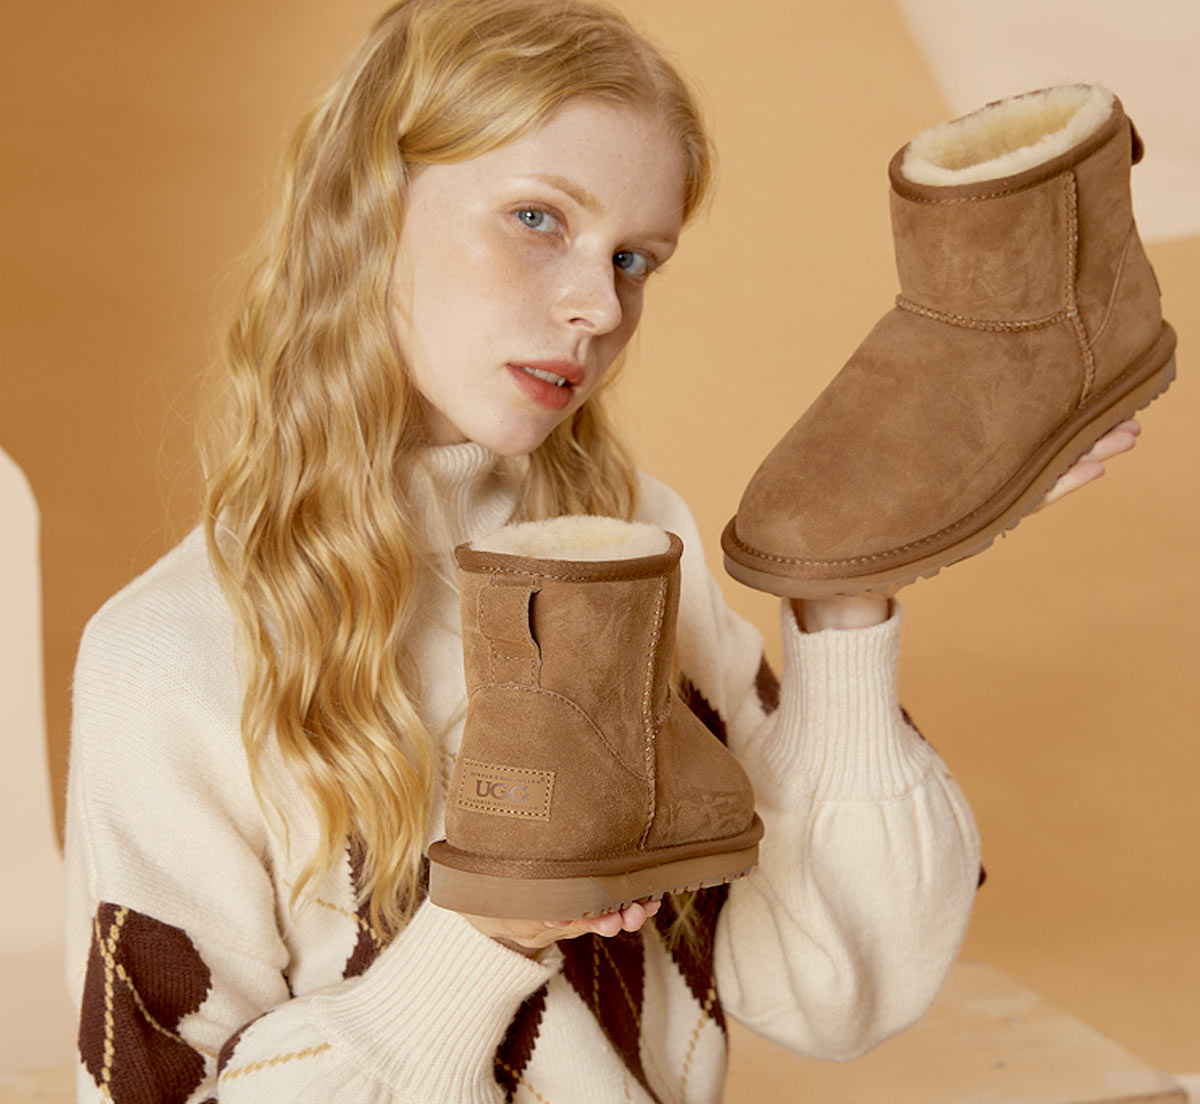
[
  {"x1": 445, "y1": 234, "x2": 548, "y2": 330},
  {"x1": 588, "y1": 288, "x2": 644, "y2": 380},
  {"x1": 402, "y1": 251, "x2": 502, "y2": 358},
  {"x1": 398, "y1": 210, "x2": 508, "y2": 316},
  {"x1": 616, "y1": 286, "x2": 646, "y2": 343}
]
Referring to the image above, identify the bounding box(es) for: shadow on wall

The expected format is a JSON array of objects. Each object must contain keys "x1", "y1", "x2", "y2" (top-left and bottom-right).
[{"x1": 0, "y1": 447, "x2": 74, "y2": 1073}]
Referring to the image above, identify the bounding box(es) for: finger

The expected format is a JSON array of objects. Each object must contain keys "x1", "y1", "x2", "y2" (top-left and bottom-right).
[
  {"x1": 617, "y1": 896, "x2": 666, "y2": 932},
  {"x1": 1039, "y1": 420, "x2": 1142, "y2": 511},
  {"x1": 546, "y1": 896, "x2": 664, "y2": 939},
  {"x1": 618, "y1": 901, "x2": 649, "y2": 932},
  {"x1": 1042, "y1": 459, "x2": 1104, "y2": 508},
  {"x1": 585, "y1": 911, "x2": 625, "y2": 938},
  {"x1": 1077, "y1": 421, "x2": 1140, "y2": 465}
]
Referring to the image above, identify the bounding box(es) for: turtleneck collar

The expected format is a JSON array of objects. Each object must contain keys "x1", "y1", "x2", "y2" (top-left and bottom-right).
[{"x1": 407, "y1": 441, "x2": 523, "y2": 554}]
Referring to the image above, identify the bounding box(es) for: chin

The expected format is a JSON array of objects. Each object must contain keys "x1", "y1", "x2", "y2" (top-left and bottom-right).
[
  {"x1": 481, "y1": 433, "x2": 554, "y2": 458},
  {"x1": 469, "y1": 416, "x2": 567, "y2": 458}
]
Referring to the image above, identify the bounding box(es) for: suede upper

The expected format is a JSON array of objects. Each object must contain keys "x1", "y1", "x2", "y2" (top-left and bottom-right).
[
  {"x1": 724, "y1": 88, "x2": 1175, "y2": 592},
  {"x1": 445, "y1": 530, "x2": 760, "y2": 870}
]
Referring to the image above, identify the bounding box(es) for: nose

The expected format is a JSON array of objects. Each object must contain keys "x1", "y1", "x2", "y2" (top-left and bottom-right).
[{"x1": 554, "y1": 259, "x2": 623, "y2": 335}]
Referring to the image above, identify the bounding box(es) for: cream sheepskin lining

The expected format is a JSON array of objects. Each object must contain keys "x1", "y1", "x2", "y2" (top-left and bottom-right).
[
  {"x1": 902, "y1": 84, "x2": 1114, "y2": 186},
  {"x1": 472, "y1": 516, "x2": 671, "y2": 561}
]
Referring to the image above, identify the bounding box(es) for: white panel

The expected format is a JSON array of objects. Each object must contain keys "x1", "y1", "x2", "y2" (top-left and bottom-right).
[{"x1": 0, "y1": 447, "x2": 74, "y2": 1070}]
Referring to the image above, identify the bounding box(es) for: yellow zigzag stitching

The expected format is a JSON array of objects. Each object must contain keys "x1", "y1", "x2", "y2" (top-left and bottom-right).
[
  {"x1": 112, "y1": 963, "x2": 190, "y2": 1047},
  {"x1": 93, "y1": 908, "x2": 218, "y2": 1066},
  {"x1": 495, "y1": 1059, "x2": 551, "y2": 1104},
  {"x1": 96, "y1": 908, "x2": 126, "y2": 1094},
  {"x1": 313, "y1": 896, "x2": 387, "y2": 953},
  {"x1": 597, "y1": 940, "x2": 642, "y2": 1028},
  {"x1": 679, "y1": 985, "x2": 718, "y2": 1096},
  {"x1": 220, "y1": 1042, "x2": 333, "y2": 1083}
]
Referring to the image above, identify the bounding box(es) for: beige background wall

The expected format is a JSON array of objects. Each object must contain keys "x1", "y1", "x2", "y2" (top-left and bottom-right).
[{"x1": 2, "y1": 0, "x2": 1195, "y2": 1083}]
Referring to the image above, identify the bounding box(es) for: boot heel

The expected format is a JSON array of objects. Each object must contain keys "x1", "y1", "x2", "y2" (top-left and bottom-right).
[
  {"x1": 428, "y1": 834, "x2": 762, "y2": 921},
  {"x1": 430, "y1": 518, "x2": 764, "y2": 922}
]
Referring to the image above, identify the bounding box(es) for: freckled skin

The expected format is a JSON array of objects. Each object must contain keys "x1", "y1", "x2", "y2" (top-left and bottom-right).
[{"x1": 391, "y1": 99, "x2": 687, "y2": 457}]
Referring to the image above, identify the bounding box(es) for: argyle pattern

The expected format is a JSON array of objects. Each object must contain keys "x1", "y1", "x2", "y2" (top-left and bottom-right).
[{"x1": 78, "y1": 662, "x2": 777, "y2": 1102}]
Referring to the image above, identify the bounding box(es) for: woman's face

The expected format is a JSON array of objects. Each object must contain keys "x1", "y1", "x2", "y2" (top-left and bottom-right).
[{"x1": 391, "y1": 98, "x2": 688, "y2": 456}]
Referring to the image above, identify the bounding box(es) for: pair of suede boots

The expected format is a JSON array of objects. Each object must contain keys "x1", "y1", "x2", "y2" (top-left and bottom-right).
[{"x1": 428, "y1": 85, "x2": 1175, "y2": 922}]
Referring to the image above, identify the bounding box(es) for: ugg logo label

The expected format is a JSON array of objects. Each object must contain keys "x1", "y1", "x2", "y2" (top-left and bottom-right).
[
  {"x1": 456, "y1": 759, "x2": 554, "y2": 821},
  {"x1": 474, "y1": 780, "x2": 530, "y2": 802}
]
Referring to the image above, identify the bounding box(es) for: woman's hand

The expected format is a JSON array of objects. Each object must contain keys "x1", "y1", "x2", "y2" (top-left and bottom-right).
[
  {"x1": 462, "y1": 898, "x2": 662, "y2": 959},
  {"x1": 1034, "y1": 419, "x2": 1140, "y2": 511},
  {"x1": 792, "y1": 592, "x2": 892, "y2": 632},
  {"x1": 792, "y1": 420, "x2": 1143, "y2": 630}
]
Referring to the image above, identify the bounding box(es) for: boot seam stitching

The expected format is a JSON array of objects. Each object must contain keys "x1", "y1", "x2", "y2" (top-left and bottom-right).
[
  {"x1": 644, "y1": 579, "x2": 669, "y2": 735},
  {"x1": 725, "y1": 342, "x2": 1162, "y2": 571},
  {"x1": 640, "y1": 578, "x2": 668, "y2": 846},
  {"x1": 475, "y1": 683, "x2": 651, "y2": 783},
  {"x1": 476, "y1": 565, "x2": 669, "y2": 583},
  {"x1": 489, "y1": 647, "x2": 539, "y2": 688},
  {"x1": 1087, "y1": 223, "x2": 1135, "y2": 351},
  {"x1": 1063, "y1": 171, "x2": 1097, "y2": 404},
  {"x1": 896, "y1": 179, "x2": 1053, "y2": 205},
  {"x1": 894, "y1": 296, "x2": 1067, "y2": 332},
  {"x1": 478, "y1": 578, "x2": 541, "y2": 687}
]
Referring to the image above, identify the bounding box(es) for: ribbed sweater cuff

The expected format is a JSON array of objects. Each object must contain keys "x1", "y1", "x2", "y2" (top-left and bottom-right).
[
  {"x1": 314, "y1": 901, "x2": 555, "y2": 1101},
  {"x1": 765, "y1": 601, "x2": 934, "y2": 798}
]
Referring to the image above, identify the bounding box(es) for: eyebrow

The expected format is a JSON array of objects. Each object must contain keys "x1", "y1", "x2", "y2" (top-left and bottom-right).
[
  {"x1": 530, "y1": 173, "x2": 601, "y2": 211},
  {"x1": 524, "y1": 172, "x2": 681, "y2": 251}
]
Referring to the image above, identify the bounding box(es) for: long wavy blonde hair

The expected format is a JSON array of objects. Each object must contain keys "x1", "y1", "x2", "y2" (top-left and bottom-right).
[{"x1": 203, "y1": 0, "x2": 713, "y2": 934}]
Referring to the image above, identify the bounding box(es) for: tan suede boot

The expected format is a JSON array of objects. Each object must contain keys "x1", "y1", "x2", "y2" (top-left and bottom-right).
[
  {"x1": 427, "y1": 517, "x2": 763, "y2": 921},
  {"x1": 723, "y1": 85, "x2": 1176, "y2": 598}
]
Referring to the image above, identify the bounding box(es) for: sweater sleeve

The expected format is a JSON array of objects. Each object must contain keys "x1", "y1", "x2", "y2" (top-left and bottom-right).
[
  {"x1": 64, "y1": 540, "x2": 555, "y2": 1104},
  {"x1": 636, "y1": 475, "x2": 981, "y2": 1060}
]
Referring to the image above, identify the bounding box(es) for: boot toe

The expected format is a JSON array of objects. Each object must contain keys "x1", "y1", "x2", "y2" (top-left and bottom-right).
[{"x1": 724, "y1": 310, "x2": 1087, "y2": 593}]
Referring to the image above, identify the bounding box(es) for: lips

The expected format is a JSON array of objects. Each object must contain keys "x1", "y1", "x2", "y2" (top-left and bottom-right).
[
  {"x1": 506, "y1": 360, "x2": 586, "y2": 412},
  {"x1": 521, "y1": 366, "x2": 572, "y2": 388}
]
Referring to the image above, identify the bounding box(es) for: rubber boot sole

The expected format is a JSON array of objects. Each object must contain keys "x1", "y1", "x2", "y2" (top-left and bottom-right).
[
  {"x1": 427, "y1": 815, "x2": 764, "y2": 921},
  {"x1": 723, "y1": 323, "x2": 1177, "y2": 598}
]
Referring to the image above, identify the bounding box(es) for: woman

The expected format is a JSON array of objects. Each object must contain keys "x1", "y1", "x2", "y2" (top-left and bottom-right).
[{"x1": 64, "y1": 1, "x2": 1137, "y2": 1101}]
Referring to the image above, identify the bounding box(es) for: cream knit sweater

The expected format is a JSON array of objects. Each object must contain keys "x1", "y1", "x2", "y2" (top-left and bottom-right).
[{"x1": 65, "y1": 443, "x2": 981, "y2": 1103}]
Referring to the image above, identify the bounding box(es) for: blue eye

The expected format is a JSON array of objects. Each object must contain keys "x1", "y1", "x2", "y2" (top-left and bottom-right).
[
  {"x1": 614, "y1": 250, "x2": 650, "y2": 278},
  {"x1": 516, "y1": 208, "x2": 558, "y2": 233}
]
